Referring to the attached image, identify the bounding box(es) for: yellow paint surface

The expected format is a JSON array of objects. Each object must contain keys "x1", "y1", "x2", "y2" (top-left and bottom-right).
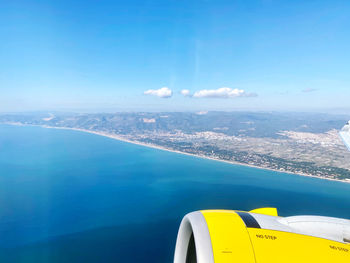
[
  {"x1": 248, "y1": 228, "x2": 350, "y2": 263},
  {"x1": 249, "y1": 207, "x2": 278, "y2": 216},
  {"x1": 201, "y1": 210, "x2": 256, "y2": 263},
  {"x1": 200, "y1": 210, "x2": 350, "y2": 263}
]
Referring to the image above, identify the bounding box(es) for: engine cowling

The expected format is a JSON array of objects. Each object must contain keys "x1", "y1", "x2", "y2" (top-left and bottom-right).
[{"x1": 174, "y1": 208, "x2": 350, "y2": 263}]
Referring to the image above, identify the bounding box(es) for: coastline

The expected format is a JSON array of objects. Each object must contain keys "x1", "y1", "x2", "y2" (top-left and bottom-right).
[{"x1": 3, "y1": 122, "x2": 349, "y2": 184}]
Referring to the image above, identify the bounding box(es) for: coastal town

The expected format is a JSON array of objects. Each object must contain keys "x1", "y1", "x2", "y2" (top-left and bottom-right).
[{"x1": 1, "y1": 111, "x2": 350, "y2": 182}]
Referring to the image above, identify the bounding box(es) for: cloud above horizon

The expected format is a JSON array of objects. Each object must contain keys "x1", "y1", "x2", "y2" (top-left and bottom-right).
[
  {"x1": 193, "y1": 87, "x2": 257, "y2": 98},
  {"x1": 180, "y1": 89, "x2": 191, "y2": 97},
  {"x1": 302, "y1": 88, "x2": 318, "y2": 93},
  {"x1": 144, "y1": 87, "x2": 173, "y2": 98}
]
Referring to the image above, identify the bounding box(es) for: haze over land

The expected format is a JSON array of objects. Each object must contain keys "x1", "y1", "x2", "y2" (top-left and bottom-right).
[{"x1": 2, "y1": 111, "x2": 350, "y2": 181}]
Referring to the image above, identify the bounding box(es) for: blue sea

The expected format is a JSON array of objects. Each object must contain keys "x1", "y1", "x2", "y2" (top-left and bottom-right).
[{"x1": 0, "y1": 124, "x2": 349, "y2": 262}]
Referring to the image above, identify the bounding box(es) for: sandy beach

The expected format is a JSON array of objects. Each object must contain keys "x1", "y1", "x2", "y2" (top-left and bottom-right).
[
  {"x1": 3, "y1": 122, "x2": 349, "y2": 184},
  {"x1": 25, "y1": 124, "x2": 348, "y2": 185}
]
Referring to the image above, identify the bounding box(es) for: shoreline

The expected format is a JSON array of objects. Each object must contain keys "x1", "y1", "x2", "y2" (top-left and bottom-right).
[{"x1": 3, "y1": 122, "x2": 350, "y2": 184}]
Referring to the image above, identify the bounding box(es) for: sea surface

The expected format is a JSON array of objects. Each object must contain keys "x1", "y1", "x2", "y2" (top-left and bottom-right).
[{"x1": 0, "y1": 124, "x2": 349, "y2": 262}]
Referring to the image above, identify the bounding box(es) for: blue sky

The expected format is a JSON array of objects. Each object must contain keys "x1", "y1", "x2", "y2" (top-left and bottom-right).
[{"x1": 1, "y1": 0, "x2": 350, "y2": 112}]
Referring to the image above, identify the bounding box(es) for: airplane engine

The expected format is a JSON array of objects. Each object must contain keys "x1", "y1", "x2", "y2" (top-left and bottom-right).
[{"x1": 174, "y1": 208, "x2": 350, "y2": 263}]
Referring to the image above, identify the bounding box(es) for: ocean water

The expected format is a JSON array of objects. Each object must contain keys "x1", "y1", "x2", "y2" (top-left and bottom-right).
[{"x1": 0, "y1": 124, "x2": 349, "y2": 262}]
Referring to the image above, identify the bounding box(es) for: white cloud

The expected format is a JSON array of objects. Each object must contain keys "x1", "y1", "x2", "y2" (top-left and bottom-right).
[
  {"x1": 180, "y1": 89, "x2": 191, "y2": 97},
  {"x1": 144, "y1": 87, "x2": 173, "y2": 98},
  {"x1": 302, "y1": 88, "x2": 318, "y2": 93},
  {"x1": 193, "y1": 87, "x2": 257, "y2": 98}
]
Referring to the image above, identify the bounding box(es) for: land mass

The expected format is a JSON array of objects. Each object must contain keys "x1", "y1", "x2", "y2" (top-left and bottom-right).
[{"x1": 1, "y1": 111, "x2": 350, "y2": 182}]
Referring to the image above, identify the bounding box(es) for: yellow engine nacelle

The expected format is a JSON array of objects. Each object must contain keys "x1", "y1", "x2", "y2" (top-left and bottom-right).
[{"x1": 174, "y1": 208, "x2": 350, "y2": 263}]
